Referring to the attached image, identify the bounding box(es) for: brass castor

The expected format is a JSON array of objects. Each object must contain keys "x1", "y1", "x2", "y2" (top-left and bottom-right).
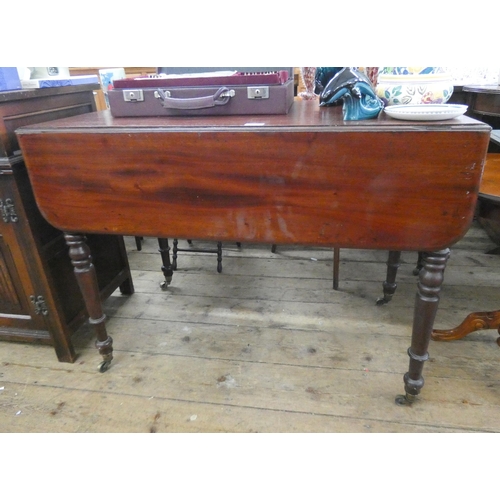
[
  {"x1": 160, "y1": 275, "x2": 172, "y2": 290},
  {"x1": 395, "y1": 393, "x2": 416, "y2": 406},
  {"x1": 376, "y1": 295, "x2": 392, "y2": 306},
  {"x1": 98, "y1": 359, "x2": 112, "y2": 373}
]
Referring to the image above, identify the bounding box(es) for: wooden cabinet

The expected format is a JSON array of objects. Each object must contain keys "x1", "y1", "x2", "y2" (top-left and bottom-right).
[{"x1": 0, "y1": 85, "x2": 134, "y2": 362}]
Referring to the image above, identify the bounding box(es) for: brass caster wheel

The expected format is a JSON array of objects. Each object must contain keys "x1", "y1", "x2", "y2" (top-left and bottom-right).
[
  {"x1": 395, "y1": 393, "x2": 416, "y2": 406},
  {"x1": 160, "y1": 274, "x2": 172, "y2": 290},
  {"x1": 98, "y1": 360, "x2": 112, "y2": 373}
]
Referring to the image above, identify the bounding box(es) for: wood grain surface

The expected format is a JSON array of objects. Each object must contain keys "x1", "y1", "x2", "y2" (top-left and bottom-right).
[{"x1": 17, "y1": 102, "x2": 491, "y2": 251}]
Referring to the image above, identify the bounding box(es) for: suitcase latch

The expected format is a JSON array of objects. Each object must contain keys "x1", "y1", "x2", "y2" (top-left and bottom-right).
[
  {"x1": 123, "y1": 90, "x2": 144, "y2": 102},
  {"x1": 247, "y1": 87, "x2": 269, "y2": 99},
  {"x1": 154, "y1": 90, "x2": 171, "y2": 99}
]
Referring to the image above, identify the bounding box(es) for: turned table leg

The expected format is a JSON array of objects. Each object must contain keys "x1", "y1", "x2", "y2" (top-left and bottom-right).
[
  {"x1": 396, "y1": 248, "x2": 450, "y2": 405},
  {"x1": 157, "y1": 238, "x2": 173, "y2": 290},
  {"x1": 376, "y1": 250, "x2": 401, "y2": 305},
  {"x1": 65, "y1": 233, "x2": 113, "y2": 372}
]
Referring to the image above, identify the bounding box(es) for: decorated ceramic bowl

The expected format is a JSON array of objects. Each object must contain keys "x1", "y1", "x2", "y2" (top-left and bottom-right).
[{"x1": 376, "y1": 67, "x2": 454, "y2": 106}]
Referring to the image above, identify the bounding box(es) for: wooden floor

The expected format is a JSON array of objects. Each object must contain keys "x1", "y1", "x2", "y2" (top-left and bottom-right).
[{"x1": 1, "y1": 222, "x2": 499, "y2": 433}]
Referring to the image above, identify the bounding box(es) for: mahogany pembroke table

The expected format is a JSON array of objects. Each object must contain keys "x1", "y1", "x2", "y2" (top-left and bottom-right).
[{"x1": 16, "y1": 100, "x2": 491, "y2": 405}]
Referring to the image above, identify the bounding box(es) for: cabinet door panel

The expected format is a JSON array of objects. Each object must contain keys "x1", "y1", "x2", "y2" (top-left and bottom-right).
[
  {"x1": 0, "y1": 232, "x2": 47, "y2": 335},
  {"x1": 0, "y1": 234, "x2": 29, "y2": 316},
  {"x1": 0, "y1": 178, "x2": 48, "y2": 334}
]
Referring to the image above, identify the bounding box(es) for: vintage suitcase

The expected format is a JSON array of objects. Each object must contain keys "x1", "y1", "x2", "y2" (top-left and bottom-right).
[{"x1": 107, "y1": 70, "x2": 295, "y2": 117}]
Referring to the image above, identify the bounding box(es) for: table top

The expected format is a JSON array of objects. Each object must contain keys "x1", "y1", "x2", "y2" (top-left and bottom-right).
[
  {"x1": 16, "y1": 101, "x2": 491, "y2": 252},
  {"x1": 17, "y1": 100, "x2": 487, "y2": 134}
]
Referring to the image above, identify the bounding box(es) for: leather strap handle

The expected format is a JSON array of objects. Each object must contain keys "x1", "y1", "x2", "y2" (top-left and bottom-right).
[{"x1": 156, "y1": 87, "x2": 233, "y2": 110}]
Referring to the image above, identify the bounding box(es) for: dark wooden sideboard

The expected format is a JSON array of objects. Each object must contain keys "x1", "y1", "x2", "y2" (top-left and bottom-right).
[{"x1": 0, "y1": 85, "x2": 134, "y2": 362}]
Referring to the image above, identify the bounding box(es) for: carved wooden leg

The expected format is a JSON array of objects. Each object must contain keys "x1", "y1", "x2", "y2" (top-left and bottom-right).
[
  {"x1": 376, "y1": 250, "x2": 401, "y2": 305},
  {"x1": 64, "y1": 233, "x2": 112, "y2": 372},
  {"x1": 158, "y1": 238, "x2": 173, "y2": 290},
  {"x1": 432, "y1": 311, "x2": 500, "y2": 346},
  {"x1": 396, "y1": 248, "x2": 450, "y2": 405}
]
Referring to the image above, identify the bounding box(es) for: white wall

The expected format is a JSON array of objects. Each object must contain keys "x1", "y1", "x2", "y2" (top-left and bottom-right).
[{"x1": 445, "y1": 67, "x2": 500, "y2": 85}]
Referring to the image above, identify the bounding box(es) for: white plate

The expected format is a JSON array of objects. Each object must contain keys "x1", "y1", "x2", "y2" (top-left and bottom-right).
[{"x1": 384, "y1": 104, "x2": 468, "y2": 121}]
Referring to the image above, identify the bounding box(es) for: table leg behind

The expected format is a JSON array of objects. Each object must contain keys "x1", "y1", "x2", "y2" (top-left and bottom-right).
[
  {"x1": 64, "y1": 233, "x2": 112, "y2": 372},
  {"x1": 158, "y1": 238, "x2": 173, "y2": 290},
  {"x1": 396, "y1": 248, "x2": 450, "y2": 405},
  {"x1": 376, "y1": 250, "x2": 401, "y2": 305}
]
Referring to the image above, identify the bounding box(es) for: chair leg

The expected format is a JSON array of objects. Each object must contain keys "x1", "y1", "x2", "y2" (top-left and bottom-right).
[
  {"x1": 333, "y1": 247, "x2": 340, "y2": 290},
  {"x1": 272, "y1": 244, "x2": 341, "y2": 289},
  {"x1": 172, "y1": 239, "x2": 178, "y2": 270},
  {"x1": 413, "y1": 251, "x2": 424, "y2": 275},
  {"x1": 171, "y1": 239, "x2": 225, "y2": 272},
  {"x1": 216, "y1": 241, "x2": 222, "y2": 273},
  {"x1": 135, "y1": 236, "x2": 143, "y2": 251}
]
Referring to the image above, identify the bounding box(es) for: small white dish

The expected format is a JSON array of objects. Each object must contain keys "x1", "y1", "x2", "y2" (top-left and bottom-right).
[{"x1": 384, "y1": 104, "x2": 468, "y2": 121}]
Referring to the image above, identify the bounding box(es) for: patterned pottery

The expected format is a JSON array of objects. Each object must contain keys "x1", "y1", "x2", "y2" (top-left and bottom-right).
[{"x1": 376, "y1": 67, "x2": 454, "y2": 106}]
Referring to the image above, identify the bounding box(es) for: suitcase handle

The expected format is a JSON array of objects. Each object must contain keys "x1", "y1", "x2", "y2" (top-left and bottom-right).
[{"x1": 156, "y1": 87, "x2": 234, "y2": 110}]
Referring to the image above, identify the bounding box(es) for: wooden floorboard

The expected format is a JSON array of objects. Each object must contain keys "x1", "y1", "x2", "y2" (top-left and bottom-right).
[{"x1": 1, "y1": 222, "x2": 499, "y2": 432}]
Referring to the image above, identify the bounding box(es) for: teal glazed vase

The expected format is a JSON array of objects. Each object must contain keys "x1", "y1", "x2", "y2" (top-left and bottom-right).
[
  {"x1": 376, "y1": 67, "x2": 454, "y2": 105},
  {"x1": 318, "y1": 67, "x2": 383, "y2": 120}
]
